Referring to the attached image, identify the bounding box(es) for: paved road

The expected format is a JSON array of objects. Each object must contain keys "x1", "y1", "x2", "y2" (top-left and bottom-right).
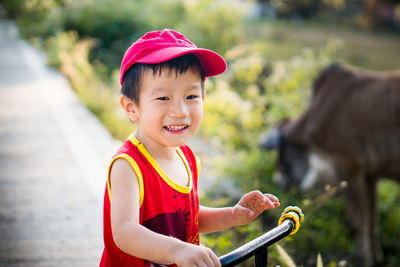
[{"x1": 0, "y1": 18, "x2": 120, "y2": 266}]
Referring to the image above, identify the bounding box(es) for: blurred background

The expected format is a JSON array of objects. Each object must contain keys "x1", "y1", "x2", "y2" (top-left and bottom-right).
[{"x1": 1, "y1": 0, "x2": 399, "y2": 266}]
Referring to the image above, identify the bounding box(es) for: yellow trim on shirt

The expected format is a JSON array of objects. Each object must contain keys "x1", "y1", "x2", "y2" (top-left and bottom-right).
[
  {"x1": 195, "y1": 156, "x2": 201, "y2": 178},
  {"x1": 107, "y1": 153, "x2": 144, "y2": 207},
  {"x1": 128, "y1": 135, "x2": 192, "y2": 194}
]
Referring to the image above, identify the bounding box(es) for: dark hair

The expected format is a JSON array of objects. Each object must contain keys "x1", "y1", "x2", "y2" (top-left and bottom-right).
[{"x1": 121, "y1": 54, "x2": 205, "y2": 103}]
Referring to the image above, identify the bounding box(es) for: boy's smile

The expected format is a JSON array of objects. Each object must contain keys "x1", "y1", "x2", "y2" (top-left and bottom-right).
[
  {"x1": 129, "y1": 68, "x2": 204, "y2": 154},
  {"x1": 164, "y1": 124, "x2": 189, "y2": 133}
]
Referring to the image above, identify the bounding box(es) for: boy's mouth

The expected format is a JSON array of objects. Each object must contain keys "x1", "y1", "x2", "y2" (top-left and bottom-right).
[{"x1": 164, "y1": 124, "x2": 189, "y2": 132}]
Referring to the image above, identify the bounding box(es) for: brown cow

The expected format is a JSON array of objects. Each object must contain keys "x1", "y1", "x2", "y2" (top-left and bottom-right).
[{"x1": 260, "y1": 63, "x2": 400, "y2": 267}]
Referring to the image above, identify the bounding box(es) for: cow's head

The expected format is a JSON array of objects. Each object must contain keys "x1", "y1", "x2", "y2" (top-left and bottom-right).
[
  {"x1": 259, "y1": 121, "x2": 309, "y2": 189},
  {"x1": 260, "y1": 120, "x2": 337, "y2": 191}
]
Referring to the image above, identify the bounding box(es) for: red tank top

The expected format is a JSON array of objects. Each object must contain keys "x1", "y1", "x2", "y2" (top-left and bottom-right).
[{"x1": 100, "y1": 135, "x2": 200, "y2": 267}]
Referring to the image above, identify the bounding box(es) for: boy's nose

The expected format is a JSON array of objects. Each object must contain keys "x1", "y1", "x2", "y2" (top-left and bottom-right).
[{"x1": 170, "y1": 100, "x2": 189, "y2": 118}]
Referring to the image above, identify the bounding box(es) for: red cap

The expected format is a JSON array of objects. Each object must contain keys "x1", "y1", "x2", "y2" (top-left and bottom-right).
[{"x1": 120, "y1": 29, "x2": 227, "y2": 85}]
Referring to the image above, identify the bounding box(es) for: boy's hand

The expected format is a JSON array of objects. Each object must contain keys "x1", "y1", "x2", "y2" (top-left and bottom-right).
[
  {"x1": 232, "y1": 190, "x2": 280, "y2": 226},
  {"x1": 173, "y1": 242, "x2": 221, "y2": 267}
]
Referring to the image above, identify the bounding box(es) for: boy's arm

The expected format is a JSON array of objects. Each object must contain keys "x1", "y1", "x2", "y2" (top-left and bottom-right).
[
  {"x1": 110, "y1": 159, "x2": 221, "y2": 267},
  {"x1": 198, "y1": 191, "x2": 280, "y2": 234}
]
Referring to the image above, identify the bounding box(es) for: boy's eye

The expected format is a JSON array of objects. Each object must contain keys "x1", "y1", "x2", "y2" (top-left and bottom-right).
[
  {"x1": 156, "y1": 97, "x2": 169, "y2": 101},
  {"x1": 187, "y1": 95, "x2": 199, "y2": 100}
]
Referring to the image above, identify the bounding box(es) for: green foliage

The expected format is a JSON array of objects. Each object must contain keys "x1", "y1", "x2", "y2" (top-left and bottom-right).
[
  {"x1": 244, "y1": 20, "x2": 400, "y2": 71},
  {"x1": 291, "y1": 192, "x2": 354, "y2": 264},
  {"x1": 6, "y1": 0, "x2": 246, "y2": 75},
  {"x1": 43, "y1": 31, "x2": 134, "y2": 140},
  {"x1": 175, "y1": 0, "x2": 248, "y2": 55},
  {"x1": 0, "y1": 0, "x2": 27, "y2": 18},
  {"x1": 47, "y1": 0, "x2": 189, "y2": 71},
  {"x1": 378, "y1": 180, "x2": 400, "y2": 266},
  {"x1": 1, "y1": 0, "x2": 61, "y2": 38},
  {"x1": 201, "y1": 221, "x2": 263, "y2": 257}
]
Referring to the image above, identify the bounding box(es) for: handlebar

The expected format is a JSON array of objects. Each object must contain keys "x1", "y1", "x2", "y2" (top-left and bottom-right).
[{"x1": 219, "y1": 206, "x2": 304, "y2": 267}]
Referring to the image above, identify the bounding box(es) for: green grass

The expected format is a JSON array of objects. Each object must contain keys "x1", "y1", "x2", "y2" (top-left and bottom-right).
[{"x1": 243, "y1": 19, "x2": 400, "y2": 70}]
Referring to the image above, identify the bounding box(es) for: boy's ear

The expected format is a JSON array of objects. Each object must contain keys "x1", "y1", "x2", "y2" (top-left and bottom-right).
[{"x1": 120, "y1": 95, "x2": 139, "y2": 122}]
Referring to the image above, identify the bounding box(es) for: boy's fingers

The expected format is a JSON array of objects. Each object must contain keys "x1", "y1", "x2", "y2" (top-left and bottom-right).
[
  {"x1": 253, "y1": 191, "x2": 269, "y2": 205},
  {"x1": 202, "y1": 256, "x2": 213, "y2": 267},
  {"x1": 264, "y1": 193, "x2": 279, "y2": 202},
  {"x1": 203, "y1": 248, "x2": 220, "y2": 267},
  {"x1": 263, "y1": 196, "x2": 275, "y2": 208},
  {"x1": 241, "y1": 192, "x2": 279, "y2": 213},
  {"x1": 248, "y1": 190, "x2": 263, "y2": 200},
  {"x1": 262, "y1": 194, "x2": 280, "y2": 209},
  {"x1": 210, "y1": 252, "x2": 221, "y2": 267}
]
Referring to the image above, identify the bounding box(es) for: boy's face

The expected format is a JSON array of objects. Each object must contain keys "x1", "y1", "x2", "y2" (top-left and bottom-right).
[{"x1": 131, "y1": 68, "x2": 204, "y2": 150}]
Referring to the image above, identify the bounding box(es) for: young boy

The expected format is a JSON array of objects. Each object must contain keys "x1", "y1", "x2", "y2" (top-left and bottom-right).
[{"x1": 100, "y1": 29, "x2": 280, "y2": 267}]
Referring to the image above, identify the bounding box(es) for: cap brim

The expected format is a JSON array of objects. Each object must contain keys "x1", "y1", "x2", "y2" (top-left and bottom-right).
[{"x1": 136, "y1": 47, "x2": 227, "y2": 77}]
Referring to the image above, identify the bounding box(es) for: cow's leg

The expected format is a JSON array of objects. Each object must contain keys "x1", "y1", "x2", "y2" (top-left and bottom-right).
[
  {"x1": 342, "y1": 174, "x2": 374, "y2": 267},
  {"x1": 367, "y1": 177, "x2": 384, "y2": 266}
]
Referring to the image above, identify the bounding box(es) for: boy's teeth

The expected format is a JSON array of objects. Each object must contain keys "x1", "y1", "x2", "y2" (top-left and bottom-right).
[{"x1": 166, "y1": 125, "x2": 186, "y2": 131}]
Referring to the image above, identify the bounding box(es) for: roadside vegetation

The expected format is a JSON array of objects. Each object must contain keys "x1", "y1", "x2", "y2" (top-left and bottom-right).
[{"x1": 2, "y1": 0, "x2": 400, "y2": 265}]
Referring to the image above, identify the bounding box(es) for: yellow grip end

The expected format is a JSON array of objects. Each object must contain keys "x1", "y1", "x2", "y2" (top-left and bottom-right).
[{"x1": 278, "y1": 206, "x2": 304, "y2": 235}]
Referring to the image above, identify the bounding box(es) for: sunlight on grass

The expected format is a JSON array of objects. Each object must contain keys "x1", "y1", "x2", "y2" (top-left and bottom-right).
[{"x1": 244, "y1": 20, "x2": 400, "y2": 70}]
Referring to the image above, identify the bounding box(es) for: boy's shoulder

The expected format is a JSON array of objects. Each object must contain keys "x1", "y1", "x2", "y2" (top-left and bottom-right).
[{"x1": 113, "y1": 138, "x2": 138, "y2": 157}]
